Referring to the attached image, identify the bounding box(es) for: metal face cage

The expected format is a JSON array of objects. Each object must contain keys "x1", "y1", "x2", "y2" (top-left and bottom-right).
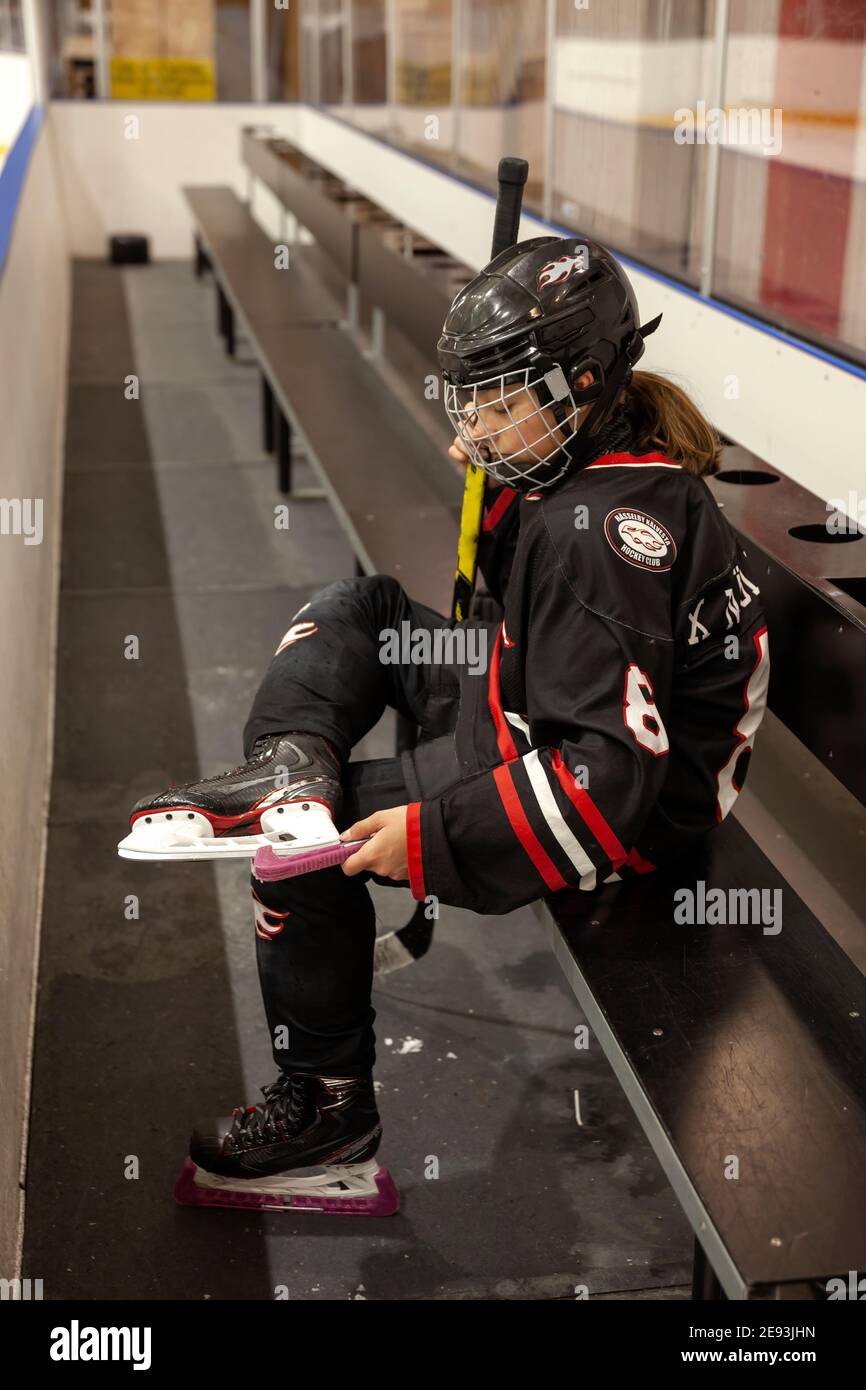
[{"x1": 443, "y1": 364, "x2": 580, "y2": 490}]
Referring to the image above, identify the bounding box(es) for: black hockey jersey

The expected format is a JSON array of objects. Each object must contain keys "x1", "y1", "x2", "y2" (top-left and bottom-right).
[{"x1": 405, "y1": 451, "x2": 770, "y2": 915}]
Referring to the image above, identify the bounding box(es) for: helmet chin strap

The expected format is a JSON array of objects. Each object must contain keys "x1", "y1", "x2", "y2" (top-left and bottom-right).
[
  {"x1": 514, "y1": 382, "x2": 611, "y2": 488},
  {"x1": 562, "y1": 313, "x2": 663, "y2": 469}
]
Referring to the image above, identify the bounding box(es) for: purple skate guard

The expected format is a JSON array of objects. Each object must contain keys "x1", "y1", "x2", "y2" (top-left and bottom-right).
[
  {"x1": 173, "y1": 1156, "x2": 400, "y2": 1216},
  {"x1": 252, "y1": 836, "x2": 370, "y2": 882}
]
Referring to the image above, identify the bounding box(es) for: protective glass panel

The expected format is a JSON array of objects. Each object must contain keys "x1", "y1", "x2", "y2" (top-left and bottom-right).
[
  {"x1": 82, "y1": 0, "x2": 253, "y2": 101},
  {"x1": 714, "y1": 0, "x2": 866, "y2": 364},
  {"x1": 551, "y1": 0, "x2": 713, "y2": 286},
  {"x1": 454, "y1": 0, "x2": 546, "y2": 206},
  {"x1": 390, "y1": 0, "x2": 454, "y2": 168},
  {"x1": 266, "y1": 0, "x2": 301, "y2": 101}
]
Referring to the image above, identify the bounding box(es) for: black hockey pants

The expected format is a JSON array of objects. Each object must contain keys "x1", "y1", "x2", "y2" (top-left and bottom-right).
[{"x1": 243, "y1": 575, "x2": 463, "y2": 1076}]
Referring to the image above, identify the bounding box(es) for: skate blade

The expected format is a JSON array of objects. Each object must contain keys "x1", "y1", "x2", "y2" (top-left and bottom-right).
[
  {"x1": 118, "y1": 799, "x2": 343, "y2": 865},
  {"x1": 173, "y1": 1156, "x2": 399, "y2": 1216},
  {"x1": 253, "y1": 838, "x2": 369, "y2": 882},
  {"x1": 118, "y1": 829, "x2": 268, "y2": 862},
  {"x1": 117, "y1": 806, "x2": 266, "y2": 862}
]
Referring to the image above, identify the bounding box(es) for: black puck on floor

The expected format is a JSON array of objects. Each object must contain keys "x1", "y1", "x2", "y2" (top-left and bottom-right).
[{"x1": 109, "y1": 234, "x2": 150, "y2": 265}]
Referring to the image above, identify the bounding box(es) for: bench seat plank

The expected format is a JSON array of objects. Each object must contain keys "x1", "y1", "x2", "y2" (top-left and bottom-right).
[
  {"x1": 183, "y1": 185, "x2": 344, "y2": 327},
  {"x1": 539, "y1": 813, "x2": 866, "y2": 1294},
  {"x1": 249, "y1": 321, "x2": 463, "y2": 615}
]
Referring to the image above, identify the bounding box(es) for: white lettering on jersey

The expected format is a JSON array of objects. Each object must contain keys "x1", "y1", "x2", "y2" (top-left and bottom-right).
[
  {"x1": 716, "y1": 627, "x2": 770, "y2": 820},
  {"x1": 734, "y1": 564, "x2": 760, "y2": 605},
  {"x1": 724, "y1": 590, "x2": 740, "y2": 628},
  {"x1": 687, "y1": 598, "x2": 710, "y2": 646},
  {"x1": 725, "y1": 565, "x2": 761, "y2": 628}
]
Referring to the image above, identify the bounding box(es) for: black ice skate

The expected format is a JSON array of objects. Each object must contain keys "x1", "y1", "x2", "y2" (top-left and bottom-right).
[
  {"x1": 174, "y1": 1072, "x2": 399, "y2": 1216},
  {"x1": 117, "y1": 733, "x2": 347, "y2": 866}
]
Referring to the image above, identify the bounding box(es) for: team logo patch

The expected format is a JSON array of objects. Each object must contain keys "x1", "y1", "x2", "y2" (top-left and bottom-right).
[{"x1": 604, "y1": 509, "x2": 676, "y2": 571}]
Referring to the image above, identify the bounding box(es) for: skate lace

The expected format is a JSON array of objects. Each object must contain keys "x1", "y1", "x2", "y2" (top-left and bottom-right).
[
  {"x1": 194, "y1": 737, "x2": 279, "y2": 789},
  {"x1": 227, "y1": 1073, "x2": 309, "y2": 1150}
]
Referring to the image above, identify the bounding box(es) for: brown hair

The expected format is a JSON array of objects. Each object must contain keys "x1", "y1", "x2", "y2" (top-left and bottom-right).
[{"x1": 625, "y1": 370, "x2": 721, "y2": 477}]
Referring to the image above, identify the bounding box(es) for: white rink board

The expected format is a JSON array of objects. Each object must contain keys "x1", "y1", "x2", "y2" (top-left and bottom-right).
[{"x1": 48, "y1": 100, "x2": 866, "y2": 516}]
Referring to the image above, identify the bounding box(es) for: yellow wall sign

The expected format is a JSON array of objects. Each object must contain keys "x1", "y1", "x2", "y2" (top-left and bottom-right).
[{"x1": 110, "y1": 58, "x2": 215, "y2": 102}]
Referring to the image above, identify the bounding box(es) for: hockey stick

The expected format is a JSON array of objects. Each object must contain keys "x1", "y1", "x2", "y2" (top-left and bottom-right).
[
  {"x1": 374, "y1": 159, "x2": 529, "y2": 979},
  {"x1": 450, "y1": 156, "x2": 529, "y2": 624}
]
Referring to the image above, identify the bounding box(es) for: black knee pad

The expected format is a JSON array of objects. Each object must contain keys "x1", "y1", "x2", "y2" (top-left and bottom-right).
[{"x1": 309, "y1": 573, "x2": 403, "y2": 611}]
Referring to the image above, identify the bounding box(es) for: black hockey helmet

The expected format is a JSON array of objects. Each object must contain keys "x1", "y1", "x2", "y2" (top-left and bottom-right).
[{"x1": 438, "y1": 235, "x2": 661, "y2": 491}]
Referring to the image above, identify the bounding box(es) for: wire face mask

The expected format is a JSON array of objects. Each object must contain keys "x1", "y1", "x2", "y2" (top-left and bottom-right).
[{"x1": 443, "y1": 364, "x2": 581, "y2": 491}]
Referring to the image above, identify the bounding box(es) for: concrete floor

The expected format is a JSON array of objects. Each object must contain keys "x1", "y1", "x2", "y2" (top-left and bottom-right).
[{"x1": 22, "y1": 260, "x2": 693, "y2": 1301}]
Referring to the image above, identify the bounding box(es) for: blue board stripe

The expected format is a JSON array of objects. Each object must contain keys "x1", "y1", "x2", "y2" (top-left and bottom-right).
[{"x1": 0, "y1": 104, "x2": 44, "y2": 278}]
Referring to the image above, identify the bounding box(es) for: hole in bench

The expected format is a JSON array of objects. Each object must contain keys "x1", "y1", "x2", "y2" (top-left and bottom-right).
[
  {"x1": 715, "y1": 469, "x2": 781, "y2": 485},
  {"x1": 829, "y1": 576, "x2": 866, "y2": 606},
  {"x1": 789, "y1": 523, "x2": 864, "y2": 544}
]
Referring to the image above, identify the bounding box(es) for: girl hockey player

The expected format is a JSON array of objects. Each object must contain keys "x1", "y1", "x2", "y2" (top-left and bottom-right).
[{"x1": 119, "y1": 235, "x2": 769, "y2": 1214}]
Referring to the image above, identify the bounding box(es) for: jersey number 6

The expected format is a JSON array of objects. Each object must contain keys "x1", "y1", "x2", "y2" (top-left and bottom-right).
[{"x1": 623, "y1": 665, "x2": 670, "y2": 756}]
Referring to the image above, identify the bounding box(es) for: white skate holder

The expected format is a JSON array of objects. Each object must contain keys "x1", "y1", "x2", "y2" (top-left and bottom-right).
[{"x1": 117, "y1": 799, "x2": 343, "y2": 863}]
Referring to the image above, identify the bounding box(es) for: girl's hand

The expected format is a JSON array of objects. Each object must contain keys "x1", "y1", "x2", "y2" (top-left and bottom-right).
[
  {"x1": 340, "y1": 806, "x2": 410, "y2": 881},
  {"x1": 448, "y1": 435, "x2": 472, "y2": 466}
]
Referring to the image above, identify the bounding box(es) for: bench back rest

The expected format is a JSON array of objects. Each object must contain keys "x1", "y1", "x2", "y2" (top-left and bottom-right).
[
  {"x1": 357, "y1": 222, "x2": 466, "y2": 360},
  {"x1": 708, "y1": 453, "x2": 866, "y2": 810},
  {"x1": 242, "y1": 129, "x2": 356, "y2": 278}
]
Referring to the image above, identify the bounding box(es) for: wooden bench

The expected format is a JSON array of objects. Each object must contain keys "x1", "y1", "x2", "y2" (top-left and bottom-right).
[
  {"x1": 241, "y1": 128, "x2": 398, "y2": 332},
  {"x1": 185, "y1": 185, "x2": 345, "y2": 350},
  {"x1": 242, "y1": 129, "x2": 474, "y2": 454},
  {"x1": 246, "y1": 320, "x2": 461, "y2": 614},
  {"x1": 183, "y1": 183, "x2": 461, "y2": 616},
  {"x1": 184, "y1": 184, "x2": 345, "y2": 485},
  {"x1": 538, "y1": 458, "x2": 866, "y2": 1299}
]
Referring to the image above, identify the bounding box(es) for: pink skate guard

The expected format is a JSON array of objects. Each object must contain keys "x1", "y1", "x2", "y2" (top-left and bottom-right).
[
  {"x1": 173, "y1": 1156, "x2": 400, "y2": 1216},
  {"x1": 252, "y1": 837, "x2": 370, "y2": 882}
]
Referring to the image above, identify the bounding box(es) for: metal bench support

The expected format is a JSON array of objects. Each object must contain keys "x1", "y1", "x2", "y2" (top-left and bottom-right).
[
  {"x1": 194, "y1": 234, "x2": 210, "y2": 278},
  {"x1": 262, "y1": 374, "x2": 275, "y2": 454},
  {"x1": 217, "y1": 284, "x2": 235, "y2": 356},
  {"x1": 277, "y1": 411, "x2": 292, "y2": 494},
  {"x1": 692, "y1": 1238, "x2": 725, "y2": 1301}
]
